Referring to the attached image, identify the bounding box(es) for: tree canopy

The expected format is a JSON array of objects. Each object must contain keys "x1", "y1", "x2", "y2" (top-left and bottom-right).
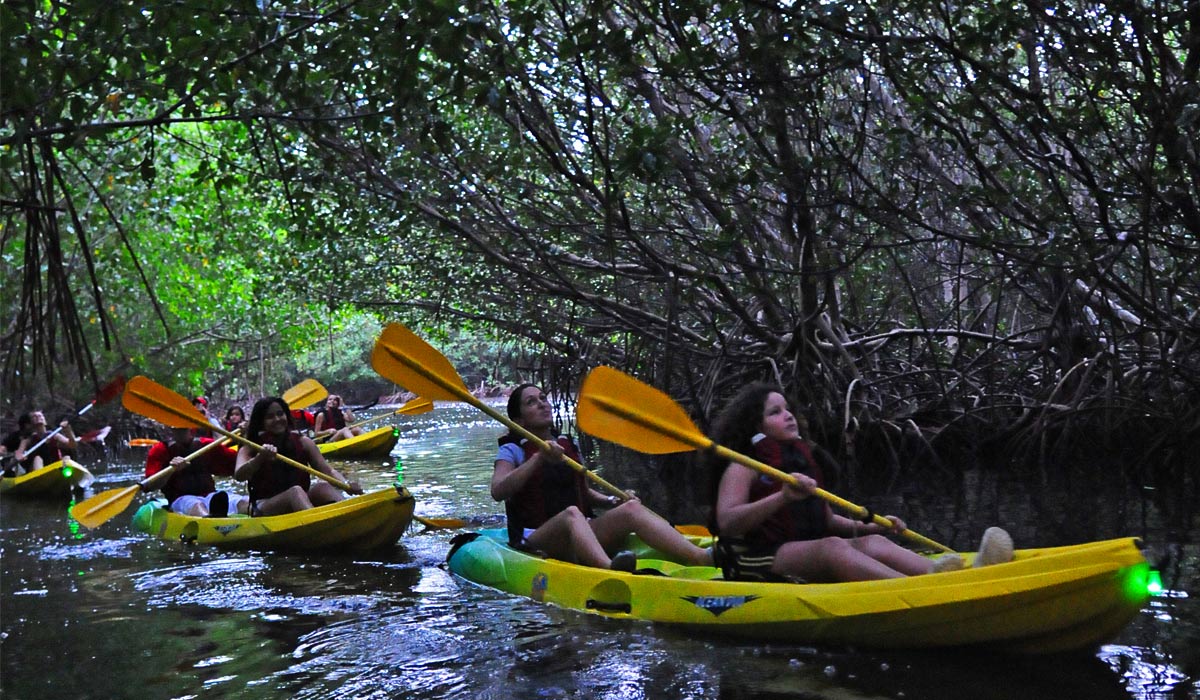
[{"x1": 3, "y1": 1, "x2": 1197, "y2": 498}]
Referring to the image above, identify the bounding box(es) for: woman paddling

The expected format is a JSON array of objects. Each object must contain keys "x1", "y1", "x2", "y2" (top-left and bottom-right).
[
  {"x1": 709, "y1": 383, "x2": 1013, "y2": 582},
  {"x1": 235, "y1": 397, "x2": 362, "y2": 516},
  {"x1": 14, "y1": 410, "x2": 77, "y2": 473},
  {"x1": 491, "y1": 383, "x2": 712, "y2": 572}
]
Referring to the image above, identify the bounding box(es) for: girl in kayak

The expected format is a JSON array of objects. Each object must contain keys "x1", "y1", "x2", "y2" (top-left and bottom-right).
[
  {"x1": 223, "y1": 405, "x2": 246, "y2": 432},
  {"x1": 492, "y1": 383, "x2": 713, "y2": 572},
  {"x1": 710, "y1": 383, "x2": 1012, "y2": 582},
  {"x1": 314, "y1": 394, "x2": 364, "y2": 442},
  {"x1": 236, "y1": 397, "x2": 362, "y2": 516},
  {"x1": 14, "y1": 410, "x2": 77, "y2": 473}
]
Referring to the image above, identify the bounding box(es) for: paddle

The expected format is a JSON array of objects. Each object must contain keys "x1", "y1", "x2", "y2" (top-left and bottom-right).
[
  {"x1": 370, "y1": 322, "x2": 631, "y2": 500},
  {"x1": 71, "y1": 378, "x2": 340, "y2": 529},
  {"x1": 71, "y1": 433, "x2": 235, "y2": 529},
  {"x1": 18, "y1": 375, "x2": 126, "y2": 459},
  {"x1": 121, "y1": 376, "x2": 355, "y2": 492},
  {"x1": 577, "y1": 366, "x2": 953, "y2": 553}
]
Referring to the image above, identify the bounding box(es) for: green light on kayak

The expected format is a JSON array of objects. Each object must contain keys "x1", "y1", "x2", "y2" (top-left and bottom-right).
[
  {"x1": 61, "y1": 464, "x2": 74, "y2": 478},
  {"x1": 393, "y1": 456, "x2": 404, "y2": 485},
  {"x1": 1146, "y1": 570, "x2": 1163, "y2": 595}
]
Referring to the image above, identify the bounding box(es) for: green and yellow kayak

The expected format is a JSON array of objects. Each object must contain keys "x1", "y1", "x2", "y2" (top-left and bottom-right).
[
  {"x1": 447, "y1": 530, "x2": 1153, "y2": 654},
  {"x1": 317, "y1": 425, "x2": 399, "y2": 460},
  {"x1": 132, "y1": 485, "x2": 415, "y2": 551},
  {"x1": 0, "y1": 458, "x2": 94, "y2": 497}
]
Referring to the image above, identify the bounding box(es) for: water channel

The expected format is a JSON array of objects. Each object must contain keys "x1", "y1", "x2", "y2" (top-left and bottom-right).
[{"x1": 1, "y1": 403, "x2": 1196, "y2": 699}]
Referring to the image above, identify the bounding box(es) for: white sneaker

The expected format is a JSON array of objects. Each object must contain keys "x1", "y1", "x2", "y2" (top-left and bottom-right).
[
  {"x1": 930, "y1": 553, "x2": 965, "y2": 573},
  {"x1": 974, "y1": 527, "x2": 1014, "y2": 567}
]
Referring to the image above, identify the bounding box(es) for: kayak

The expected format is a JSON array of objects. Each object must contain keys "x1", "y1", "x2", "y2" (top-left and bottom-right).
[
  {"x1": 0, "y1": 458, "x2": 94, "y2": 497},
  {"x1": 317, "y1": 425, "x2": 399, "y2": 460},
  {"x1": 131, "y1": 485, "x2": 415, "y2": 551},
  {"x1": 446, "y1": 529, "x2": 1154, "y2": 654}
]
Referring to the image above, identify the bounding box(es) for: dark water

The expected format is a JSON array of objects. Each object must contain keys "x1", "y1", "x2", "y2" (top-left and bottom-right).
[{"x1": 1, "y1": 404, "x2": 1196, "y2": 699}]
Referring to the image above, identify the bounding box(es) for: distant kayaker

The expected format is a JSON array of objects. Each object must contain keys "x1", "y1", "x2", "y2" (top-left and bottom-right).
[
  {"x1": 223, "y1": 405, "x2": 246, "y2": 433},
  {"x1": 1, "y1": 413, "x2": 33, "y2": 477},
  {"x1": 192, "y1": 396, "x2": 221, "y2": 438},
  {"x1": 235, "y1": 396, "x2": 363, "y2": 516},
  {"x1": 708, "y1": 383, "x2": 1013, "y2": 582},
  {"x1": 313, "y1": 394, "x2": 363, "y2": 442},
  {"x1": 144, "y1": 427, "x2": 247, "y2": 518},
  {"x1": 491, "y1": 383, "x2": 714, "y2": 572},
  {"x1": 14, "y1": 410, "x2": 77, "y2": 473}
]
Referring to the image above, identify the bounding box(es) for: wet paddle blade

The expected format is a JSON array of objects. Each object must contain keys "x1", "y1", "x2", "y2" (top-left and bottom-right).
[
  {"x1": 414, "y1": 515, "x2": 468, "y2": 530},
  {"x1": 127, "y1": 438, "x2": 158, "y2": 447},
  {"x1": 122, "y1": 376, "x2": 208, "y2": 428},
  {"x1": 71, "y1": 485, "x2": 139, "y2": 529},
  {"x1": 577, "y1": 366, "x2": 710, "y2": 454},
  {"x1": 281, "y1": 378, "x2": 327, "y2": 409},
  {"x1": 397, "y1": 397, "x2": 434, "y2": 415},
  {"x1": 674, "y1": 524, "x2": 713, "y2": 537},
  {"x1": 371, "y1": 323, "x2": 470, "y2": 402}
]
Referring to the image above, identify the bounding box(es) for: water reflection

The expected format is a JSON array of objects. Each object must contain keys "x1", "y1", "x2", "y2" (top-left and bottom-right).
[{"x1": 1, "y1": 403, "x2": 1197, "y2": 699}]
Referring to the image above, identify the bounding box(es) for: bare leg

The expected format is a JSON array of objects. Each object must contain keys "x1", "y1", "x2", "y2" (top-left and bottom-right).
[
  {"x1": 525, "y1": 506, "x2": 615, "y2": 568},
  {"x1": 773, "y1": 537, "x2": 910, "y2": 582},
  {"x1": 255, "y1": 485, "x2": 313, "y2": 516},
  {"x1": 847, "y1": 534, "x2": 938, "y2": 575},
  {"x1": 590, "y1": 501, "x2": 712, "y2": 565},
  {"x1": 308, "y1": 481, "x2": 344, "y2": 506}
]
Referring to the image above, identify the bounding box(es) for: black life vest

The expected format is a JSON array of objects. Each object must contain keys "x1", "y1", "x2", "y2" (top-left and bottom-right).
[
  {"x1": 502, "y1": 435, "x2": 592, "y2": 546},
  {"x1": 744, "y1": 435, "x2": 829, "y2": 548},
  {"x1": 248, "y1": 431, "x2": 311, "y2": 503}
]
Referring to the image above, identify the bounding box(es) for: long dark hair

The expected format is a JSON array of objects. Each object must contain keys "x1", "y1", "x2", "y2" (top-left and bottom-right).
[
  {"x1": 705, "y1": 383, "x2": 780, "y2": 518},
  {"x1": 246, "y1": 397, "x2": 293, "y2": 444}
]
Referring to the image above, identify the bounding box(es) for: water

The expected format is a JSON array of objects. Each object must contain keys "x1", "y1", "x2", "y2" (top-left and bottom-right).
[{"x1": 1, "y1": 404, "x2": 1196, "y2": 699}]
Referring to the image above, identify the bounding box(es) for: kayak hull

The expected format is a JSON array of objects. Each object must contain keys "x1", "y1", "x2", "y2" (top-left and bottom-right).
[
  {"x1": 0, "y1": 458, "x2": 94, "y2": 497},
  {"x1": 317, "y1": 425, "x2": 399, "y2": 460},
  {"x1": 132, "y1": 485, "x2": 415, "y2": 552},
  {"x1": 447, "y1": 530, "x2": 1152, "y2": 654}
]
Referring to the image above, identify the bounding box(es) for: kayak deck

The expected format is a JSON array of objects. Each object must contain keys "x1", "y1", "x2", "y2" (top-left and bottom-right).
[
  {"x1": 1, "y1": 458, "x2": 94, "y2": 497},
  {"x1": 447, "y1": 530, "x2": 1153, "y2": 654},
  {"x1": 317, "y1": 425, "x2": 399, "y2": 460},
  {"x1": 132, "y1": 485, "x2": 415, "y2": 551}
]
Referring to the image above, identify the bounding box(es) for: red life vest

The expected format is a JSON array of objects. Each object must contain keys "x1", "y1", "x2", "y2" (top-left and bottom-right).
[
  {"x1": 247, "y1": 431, "x2": 311, "y2": 503},
  {"x1": 744, "y1": 436, "x2": 830, "y2": 548},
  {"x1": 502, "y1": 435, "x2": 592, "y2": 545},
  {"x1": 144, "y1": 437, "x2": 237, "y2": 504}
]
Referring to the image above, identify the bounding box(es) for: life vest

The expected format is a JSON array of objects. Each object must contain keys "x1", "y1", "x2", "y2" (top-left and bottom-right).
[
  {"x1": 316, "y1": 408, "x2": 346, "y2": 430},
  {"x1": 247, "y1": 431, "x2": 311, "y2": 503},
  {"x1": 743, "y1": 435, "x2": 829, "y2": 548},
  {"x1": 502, "y1": 435, "x2": 592, "y2": 546},
  {"x1": 291, "y1": 410, "x2": 315, "y2": 430},
  {"x1": 144, "y1": 437, "x2": 237, "y2": 504},
  {"x1": 23, "y1": 432, "x2": 64, "y2": 466}
]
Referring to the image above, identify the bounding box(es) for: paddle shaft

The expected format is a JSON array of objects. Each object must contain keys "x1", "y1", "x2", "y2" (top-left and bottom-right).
[
  {"x1": 585, "y1": 392, "x2": 952, "y2": 553},
  {"x1": 383, "y1": 345, "x2": 630, "y2": 500},
  {"x1": 131, "y1": 387, "x2": 352, "y2": 492}
]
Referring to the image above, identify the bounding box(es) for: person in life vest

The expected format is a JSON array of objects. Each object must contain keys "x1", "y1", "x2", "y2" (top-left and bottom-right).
[
  {"x1": 235, "y1": 396, "x2": 362, "y2": 516},
  {"x1": 1, "y1": 413, "x2": 33, "y2": 477},
  {"x1": 223, "y1": 405, "x2": 246, "y2": 433},
  {"x1": 192, "y1": 396, "x2": 221, "y2": 438},
  {"x1": 14, "y1": 410, "x2": 77, "y2": 474},
  {"x1": 709, "y1": 383, "x2": 1013, "y2": 582},
  {"x1": 144, "y1": 427, "x2": 248, "y2": 517},
  {"x1": 491, "y1": 383, "x2": 713, "y2": 572},
  {"x1": 313, "y1": 394, "x2": 363, "y2": 442}
]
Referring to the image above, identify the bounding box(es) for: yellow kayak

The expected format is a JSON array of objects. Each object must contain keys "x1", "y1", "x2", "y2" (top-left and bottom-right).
[
  {"x1": 0, "y1": 458, "x2": 94, "y2": 497},
  {"x1": 131, "y1": 485, "x2": 415, "y2": 551},
  {"x1": 447, "y1": 530, "x2": 1153, "y2": 654},
  {"x1": 317, "y1": 425, "x2": 399, "y2": 460}
]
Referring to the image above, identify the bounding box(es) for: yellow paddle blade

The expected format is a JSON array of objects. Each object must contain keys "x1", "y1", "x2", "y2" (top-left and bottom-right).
[
  {"x1": 371, "y1": 323, "x2": 469, "y2": 402},
  {"x1": 397, "y1": 397, "x2": 434, "y2": 415},
  {"x1": 71, "y1": 485, "x2": 139, "y2": 529},
  {"x1": 674, "y1": 523, "x2": 713, "y2": 537},
  {"x1": 282, "y1": 378, "x2": 327, "y2": 409},
  {"x1": 414, "y1": 515, "x2": 468, "y2": 530},
  {"x1": 123, "y1": 376, "x2": 209, "y2": 428},
  {"x1": 577, "y1": 366, "x2": 711, "y2": 454},
  {"x1": 127, "y1": 438, "x2": 158, "y2": 447}
]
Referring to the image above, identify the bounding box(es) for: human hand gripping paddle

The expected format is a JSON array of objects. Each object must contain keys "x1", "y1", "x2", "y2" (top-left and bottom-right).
[
  {"x1": 10, "y1": 375, "x2": 126, "y2": 465},
  {"x1": 71, "y1": 378, "x2": 332, "y2": 529},
  {"x1": 576, "y1": 366, "x2": 953, "y2": 553},
  {"x1": 370, "y1": 323, "x2": 632, "y2": 502}
]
